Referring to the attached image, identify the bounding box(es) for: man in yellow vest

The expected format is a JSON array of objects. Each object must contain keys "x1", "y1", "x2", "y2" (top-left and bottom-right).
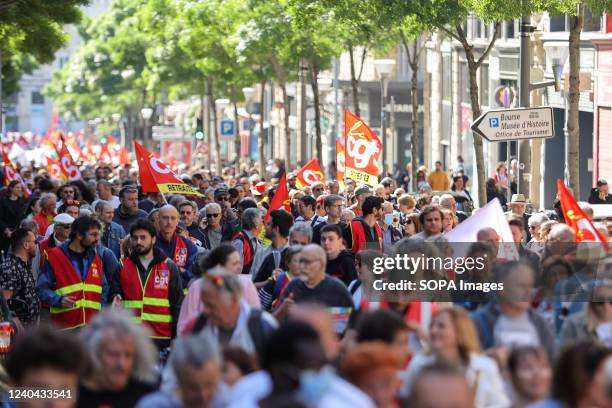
[
  {"x1": 37, "y1": 216, "x2": 114, "y2": 330},
  {"x1": 116, "y1": 219, "x2": 183, "y2": 350}
]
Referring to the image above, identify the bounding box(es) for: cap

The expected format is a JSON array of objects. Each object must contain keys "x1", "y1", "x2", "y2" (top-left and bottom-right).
[
  {"x1": 213, "y1": 176, "x2": 224, "y2": 183},
  {"x1": 510, "y1": 194, "x2": 527, "y2": 204},
  {"x1": 214, "y1": 187, "x2": 229, "y2": 198},
  {"x1": 54, "y1": 213, "x2": 75, "y2": 225},
  {"x1": 255, "y1": 181, "x2": 268, "y2": 194},
  {"x1": 354, "y1": 186, "x2": 371, "y2": 197},
  {"x1": 251, "y1": 188, "x2": 263, "y2": 196}
]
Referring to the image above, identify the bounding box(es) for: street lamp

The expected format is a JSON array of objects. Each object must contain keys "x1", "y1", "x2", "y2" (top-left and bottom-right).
[
  {"x1": 374, "y1": 59, "x2": 395, "y2": 175},
  {"x1": 543, "y1": 41, "x2": 570, "y2": 185},
  {"x1": 141, "y1": 107, "x2": 153, "y2": 148},
  {"x1": 243, "y1": 87, "x2": 255, "y2": 161},
  {"x1": 543, "y1": 42, "x2": 569, "y2": 92}
]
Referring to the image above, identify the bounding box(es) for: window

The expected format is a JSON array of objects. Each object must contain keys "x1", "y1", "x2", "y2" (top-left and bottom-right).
[
  {"x1": 505, "y1": 20, "x2": 516, "y2": 39},
  {"x1": 442, "y1": 54, "x2": 451, "y2": 101},
  {"x1": 583, "y1": 9, "x2": 601, "y2": 32},
  {"x1": 31, "y1": 91, "x2": 44, "y2": 105},
  {"x1": 481, "y1": 65, "x2": 489, "y2": 106},
  {"x1": 550, "y1": 14, "x2": 566, "y2": 32}
]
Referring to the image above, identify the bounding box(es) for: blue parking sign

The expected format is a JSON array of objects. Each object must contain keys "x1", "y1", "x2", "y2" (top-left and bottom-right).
[
  {"x1": 220, "y1": 120, "x2": 235, "y2": 137},
  {"x1": 489, "y1": 117, "x2": 500, "y2": 128}
]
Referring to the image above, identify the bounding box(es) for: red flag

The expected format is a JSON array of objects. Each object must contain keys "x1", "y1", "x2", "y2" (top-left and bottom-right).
[
  {"x1": 47, "y1": 157, "x2": 63, "y2": 180},
  {"x1": 55, "y1": 139, "x2": 81, "y2": 182},
  {"x1": 119, "y1": 147, "x2": 130, "y2": 165},
  {"x1": 134, "y1": 141, "x2": 202, "y2": 196},
  {"x1": 2, "y1": 154, "x2": 30, "y2": 197},
  {"x1": 344, "y1": 111, "x2": 382, "y2": 186},
  {"x1": 99, "y1": 144, "x2": 113, "y2": 163},
  {"x1": 295, "y1": 159, "x2": 326, "y2": 189},
  {"x1": 557, "y1": 179, "x2": 608, "y2": 249},
  {"x1": 336, "y1": 139, "x2": 345, "y2": 181},
  {"x1": 264, "y1": 172, "x2": 291, "y2": 223},
  {"x1": 107, "y1": 134, "x2": 119, "y2": 147}
]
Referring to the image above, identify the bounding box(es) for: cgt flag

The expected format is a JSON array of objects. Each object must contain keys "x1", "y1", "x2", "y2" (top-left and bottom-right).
[
  {"x1": 55, "y1": 137, "x2": 81, "y2": 182},
  {"x1": 264, "y1": 172, "x2": 291, "y2": 223},
  {"x1": 134, "y1": 141, "x2": 203, "y2": 196},
  {"x1": 557, "y1": 179, "x2": 608, "y2": 250},
  {"x1": 2, "y1": 153, "x2": 30, "y2": 197},
  {"x1": 295, "y1": 159, "x2": 326, "y2": 189},
  {"x1": 344, "y1": 111, "x2": 382, "y2": 187},
  {"x1": 46, "y1": 157, "x2": 63, "y2": 181},
  {"x1": 336, "y1": 139, "x2": 345, "y2": 182}
]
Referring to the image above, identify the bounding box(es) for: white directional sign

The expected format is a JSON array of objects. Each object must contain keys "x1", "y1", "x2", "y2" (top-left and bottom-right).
[
  {"x1": 152, "y1": 126, "x2": 184, "y2": 141},
  {"x1": 470, "y1": 107, "x2": 554, "y2": 142}
]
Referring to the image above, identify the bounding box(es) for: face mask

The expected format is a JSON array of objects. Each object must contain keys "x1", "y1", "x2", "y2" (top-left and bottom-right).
[
  {"x1": 297, "y1": 366, "x2": 334, "y2": 405},
  {"x1": 384, "y1": 213, "x2": 394, "y2": 226}
]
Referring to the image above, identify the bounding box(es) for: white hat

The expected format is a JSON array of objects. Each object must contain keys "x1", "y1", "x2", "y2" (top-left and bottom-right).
[{"x1": 54, "y1": 213, "x2": 75, "y2": 225}]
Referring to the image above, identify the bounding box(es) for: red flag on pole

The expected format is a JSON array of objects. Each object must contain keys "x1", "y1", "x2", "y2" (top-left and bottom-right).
[
  {"x1": 47, "y1": 157, "x2": 63, "y2": 180},
  {"x1": 295, "y1": 159, "x2": 326, "y2": 189},
  {"x1": 557, "y1": 179, "x2": 608, "y2": 250},
  {"x1": 2, "y1": 154, "x2": 30, "y2": 197},
  {"x1": 134, "y1": 141, "x2": 203, "y2": 196},
  {"x1": 264, "y1": 172, "x2": 291, "y2": 223},
  {"x1": 336, "y1": 139, "x2": 345, "y2": 182},
  {"x1": 344, "y1": 111, "x2": 382, "y2": 186},
  {"x1": 119, "y1": 147, "x2": 130, "y2": 165},
  {"x1": 55, "y1": 139, "x2": 81, "y2": 182}
]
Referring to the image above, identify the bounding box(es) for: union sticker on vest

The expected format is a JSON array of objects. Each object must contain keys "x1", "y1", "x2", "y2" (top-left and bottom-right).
[
  {"x1": 176, "y1": 248, "x2": 187, "y2": 266},
  {"x1": 155, "y1": 269, "x2": 169, "y2": 289}
]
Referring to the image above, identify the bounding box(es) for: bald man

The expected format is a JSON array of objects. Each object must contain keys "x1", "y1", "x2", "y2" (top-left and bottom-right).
[
  {"x1": 155, "y1": 205, "x2": 198, "y2": 287},
  {"x1": 279, "y1": 244, "x2": 353, "y2": 317}
]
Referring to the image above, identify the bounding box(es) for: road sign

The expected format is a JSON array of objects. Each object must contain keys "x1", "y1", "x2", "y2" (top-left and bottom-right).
[
  {"x1": 152, "y1": 126, "x2": 183, "y2": 141},
  {"x1": 220, "y1": 120, "x2": 235, "y2": 137},
  {"x1": 470, "y1": 107, "x2": 554, "y2": 142}
]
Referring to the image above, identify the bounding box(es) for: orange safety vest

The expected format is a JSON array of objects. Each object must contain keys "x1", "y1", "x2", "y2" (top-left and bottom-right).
[
  {"x1": 349, "y1": 219, "x2": 383, "y2": 254},
  {"x1": 120, "y1": 257, "x2": 172, "y2": 339},
  {"x1": 47, "y1": 247, "x2": 103, "y2": 330}
]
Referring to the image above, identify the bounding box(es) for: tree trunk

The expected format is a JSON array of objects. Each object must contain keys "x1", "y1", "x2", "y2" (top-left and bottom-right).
[
  {"x1": 200, "y1": 91, "x2": 209, "y2": 169},
  {"x1": 281, "y1": 82, "x2": 291, "y2": 172},
  {"x1": 348, "y1": 45, "x2": 360, "y2": 116},
  {"x1": 207, "y1": 77, "x2": 222, "y2": 176},
  {"x1": 454, "y1": 23, "x2": 500, "y2": 207},
  {"x1": 258, "y1": 79, "x2": 266, "y2": 177},
  {"x1": 567, "y1": 4, "x2": 583, "y2": 195},
  {"x1": 233, "y1": 99, "x2": 240, "y2": 176},
  {"x1": 400, "y1": 30, "x2": 421, "y2": 192},
  {"x1": 309, "y1": 59, "x2": 323, "y2": 165}
]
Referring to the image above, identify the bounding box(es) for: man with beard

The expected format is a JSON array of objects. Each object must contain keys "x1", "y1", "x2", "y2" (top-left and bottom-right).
[
  {"x1": 117, "y1": 219, "x2": 183, "y2": 349},
  {"x1": 113, "y1": 186, "x2": 148, "y2": 232},
  {"x1": 155, "y1": 205, "x2": 198, "y2": 288},
  {"x1": 37, "y1": 216, "x2": 114, "y2": 330},
  {"x1": 178, "y1": 201, "x2": 206, "y2": 246}
]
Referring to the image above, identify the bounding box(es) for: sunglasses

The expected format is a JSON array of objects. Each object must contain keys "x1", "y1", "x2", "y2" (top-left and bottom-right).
[
  {"x1": 206, "y1": 213, "x2": 220, "y2": 218},
  {"x1": 216, "y1": 196, "x2": 229, "y2": 202},
  {"x1": 405, "y1": 220, "x2": 413, "y2": 225},
  {"x1": 594, "y1": 299, "x2": 612, "y2": 305},
  {"x1": 56, "y1": 224, "x2": 71, "y2": 229},
  {"x1": 314, "y1": 188, "x2": 323, "y2": 192}
]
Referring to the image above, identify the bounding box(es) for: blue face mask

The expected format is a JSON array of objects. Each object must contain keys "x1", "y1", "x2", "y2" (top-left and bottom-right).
[
  {"x1": 384, "y1": 213, "x2": 394, "y2": 226},
  {"x1": 296, "y1": 366, "x2": 334, "y2": 405}
]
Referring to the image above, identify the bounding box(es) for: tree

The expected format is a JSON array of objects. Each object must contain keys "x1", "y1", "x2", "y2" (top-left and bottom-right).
[
  {"x1": 0, "y1": 0, "x2": 89, "y2": 102},
  {"x1": 287, "y1": 0, "x2": 343, "y2": 165},
  {"x1": 237, "y1": 0, "x2": 299, "y2": 174}
]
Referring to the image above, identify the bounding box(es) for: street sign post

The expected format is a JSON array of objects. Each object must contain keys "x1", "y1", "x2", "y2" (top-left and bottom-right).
[{"x1": 470, "y1": 106, "x2": 554, "y2": 142}]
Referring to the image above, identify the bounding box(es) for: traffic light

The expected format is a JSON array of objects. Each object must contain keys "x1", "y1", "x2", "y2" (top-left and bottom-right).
[{"x1": 196, "y1": 131, "x2": 204, "y2": 140}]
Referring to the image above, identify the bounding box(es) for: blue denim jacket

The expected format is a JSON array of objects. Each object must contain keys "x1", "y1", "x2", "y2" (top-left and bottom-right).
[{"x1": 101, "y1": 221, "x2": 126, "y2": 260}]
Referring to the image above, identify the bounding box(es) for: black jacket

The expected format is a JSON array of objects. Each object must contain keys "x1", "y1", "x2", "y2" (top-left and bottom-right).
[
  {"x1": 587, "y1": 188, "x2": 612, "y2": 204},
  {"x1": 325, "y1": 250, "x2": 357, "y2": 286}
]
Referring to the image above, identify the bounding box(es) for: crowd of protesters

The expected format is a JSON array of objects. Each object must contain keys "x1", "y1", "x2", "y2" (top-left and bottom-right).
[{"x1": 0, "y1": 156, "x2": 611, "y2": 408}]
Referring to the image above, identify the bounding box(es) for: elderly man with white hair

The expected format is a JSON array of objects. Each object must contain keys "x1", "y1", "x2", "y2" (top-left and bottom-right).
[
  {"x1": 276, "y1": 244, "x2": 354, "y2": 330},
  {"x1": 78, "y1": 309, "x2": 158, "y2": 407},
  {"x1": 439, "y1": 193, "x2": 468, "y2": 222},
  {"x1": 155, "y1": 204, "x2": 199, "y2": 288}
]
